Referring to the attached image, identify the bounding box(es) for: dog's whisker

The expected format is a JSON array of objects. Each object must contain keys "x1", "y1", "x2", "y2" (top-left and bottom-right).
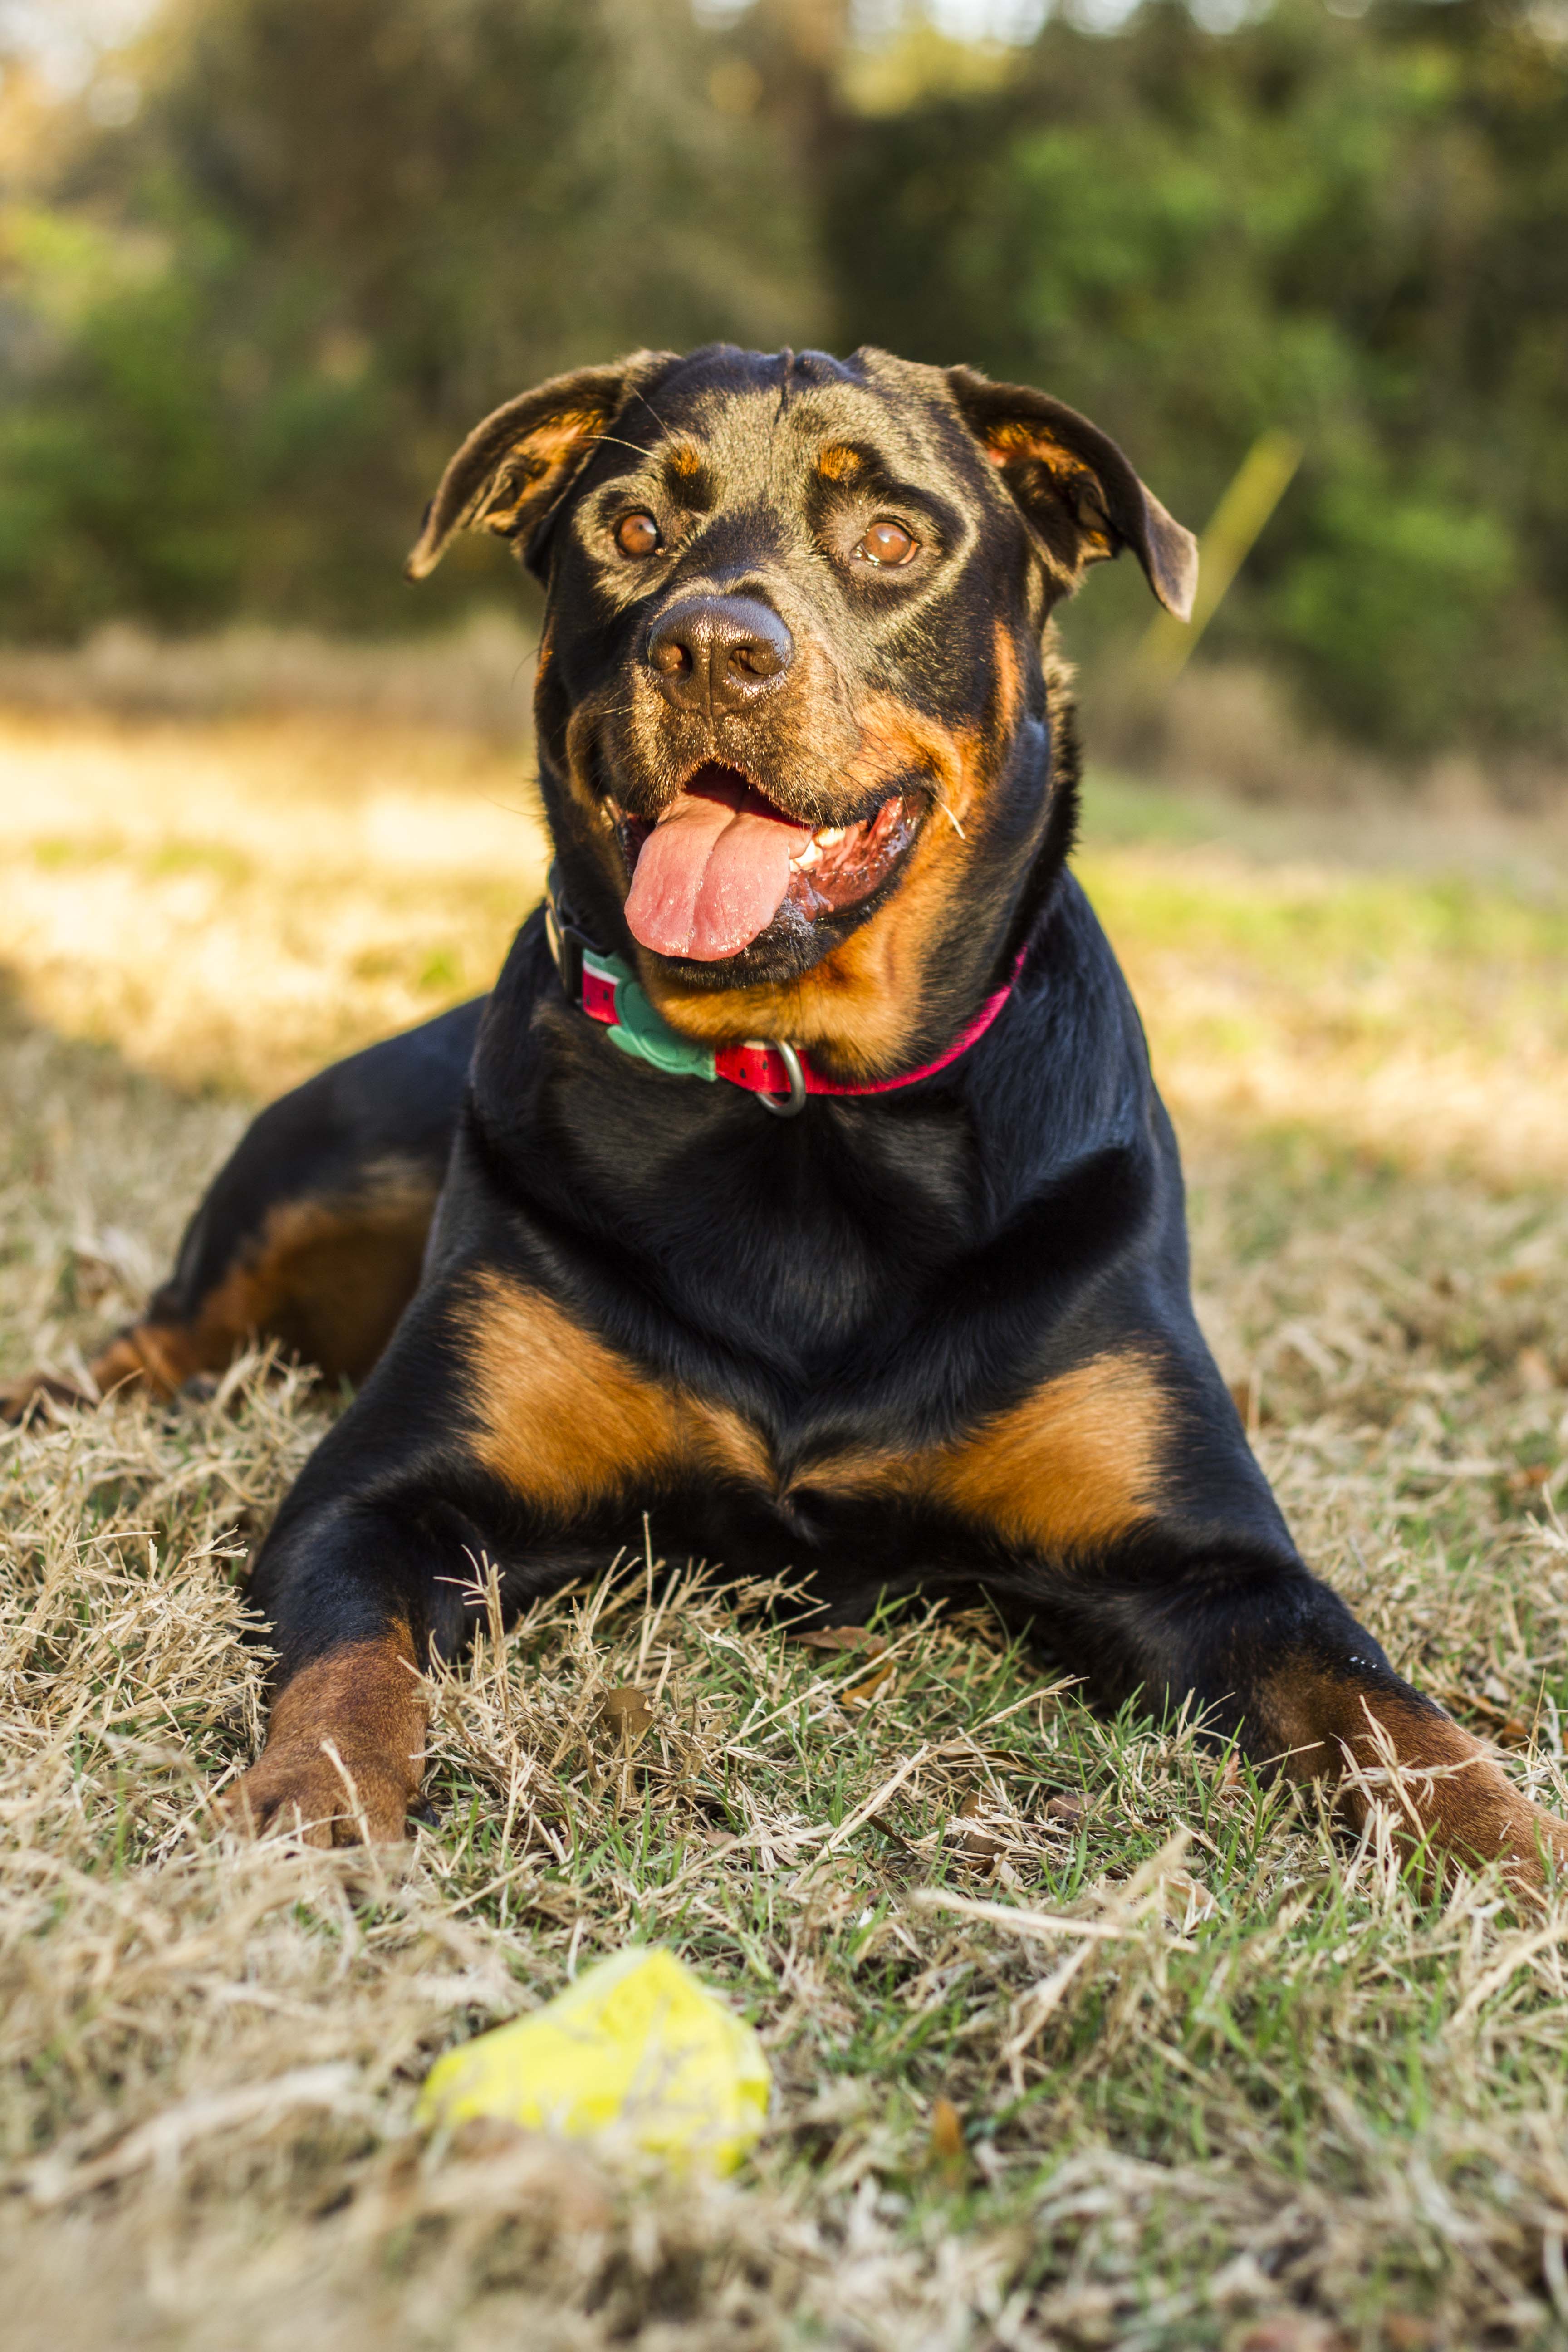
[
  {"x1": 624, "y1": 383, "x2": 673, "y2": 446},
  {"x1": 582, "y1": 431, "x2": 658, "y2": 462}
]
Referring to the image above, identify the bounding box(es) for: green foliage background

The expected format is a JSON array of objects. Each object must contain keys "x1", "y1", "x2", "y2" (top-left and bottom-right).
[{"x1": 1, "y1": 0, "x2": 1565, "y2": 760}]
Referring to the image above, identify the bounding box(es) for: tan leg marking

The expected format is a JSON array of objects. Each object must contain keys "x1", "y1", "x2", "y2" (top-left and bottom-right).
[
  {"x1": 223, "y1": 1627, "x2": 426, "y2": 1847},
  {"x1": 46, "y1": 1164, "x2": 440, "y2": 1409},
  {"x1": 456, "y1": 1270, "x2": 769, "y2": 1512},
  {"x1": 925, "y1": 1351, "x2": 1171, "y2": 1553},
  {"x1": 1265, "y1": 1670, "x2": 1568, "y2": 1898},
  {"x1": 813, "y1": 1349, "x2": 1170, "y2": 1558},
  {"x1": 0, "y1": 1369, "x2": 98, "y2": 1423}
]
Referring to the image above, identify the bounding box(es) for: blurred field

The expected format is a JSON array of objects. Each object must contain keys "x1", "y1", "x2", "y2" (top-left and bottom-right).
[
  {"x1": 0, "y1": 704, "x2": 544, "y2": 1098},
  {"x1": 2, "y1": 697, "x2": 1566, "y2": 1173},
  {"x1": 5, "y1": 701, "x2": 1568, "y2": 2349},
  {"x1": 1078, "y1": 783, "x2": 1568, "y2": 1191}
]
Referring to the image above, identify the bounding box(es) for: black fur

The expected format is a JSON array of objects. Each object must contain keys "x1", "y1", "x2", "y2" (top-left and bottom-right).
[{"x1": 255, "y1": 872, "x2": 1343, "y2": 1722}]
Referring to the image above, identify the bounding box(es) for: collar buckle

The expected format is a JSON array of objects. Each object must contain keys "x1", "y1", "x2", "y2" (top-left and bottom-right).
[
  {"x1": 748, "y1": 1038, "x2": 807, "y2": 1117},
  {"x1": 544, "y1": 863, "x2": 593, "y2": 1005}
]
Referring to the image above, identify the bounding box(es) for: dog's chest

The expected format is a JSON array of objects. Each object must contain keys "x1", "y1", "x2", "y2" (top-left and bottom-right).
[{"x1": 469, "y1": 1271, "x2": 1164, "y2": 1606}]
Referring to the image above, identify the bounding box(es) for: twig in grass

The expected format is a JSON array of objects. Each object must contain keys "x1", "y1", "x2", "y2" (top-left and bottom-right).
[
  {"x1": 969, "y1": 1676, "x2": 1078, "y2": 1735},
  {"x1": 803, "y1": 1743, "x2": 933, "y2": 1865},
  {"x1": 912, "y1": 1892, "x2": 1197, "y2": 1950},
  {"x1": 1000, "y1": 1943, "x2": 1096, "y2": 2087},
  {"x1": 319, "y1": 1738, "x2": 372, "y2": 1851},
  {"x1": 1448, "y1": 1921, "x2": 1568, "y2": 2033}
]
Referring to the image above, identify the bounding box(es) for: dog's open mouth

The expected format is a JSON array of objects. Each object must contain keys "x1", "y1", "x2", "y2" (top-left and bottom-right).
[{"x1": 615, "y1": 764, "x2": 919, "y2": 962}]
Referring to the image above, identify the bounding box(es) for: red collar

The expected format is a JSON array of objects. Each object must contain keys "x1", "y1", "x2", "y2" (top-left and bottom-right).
[{"x1": 544, "y1": 869, "x2": 1020, "y2": 1117}]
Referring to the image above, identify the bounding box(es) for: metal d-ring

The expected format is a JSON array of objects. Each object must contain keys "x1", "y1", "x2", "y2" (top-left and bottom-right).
[{"x1": 752, "y1": 1037, "x2": 807, "y2": 1118}]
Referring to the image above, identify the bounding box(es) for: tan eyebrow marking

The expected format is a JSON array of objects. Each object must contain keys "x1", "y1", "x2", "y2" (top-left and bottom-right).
[{"x1": 816, "y1": 445, "x2": 865, "y2": 484}]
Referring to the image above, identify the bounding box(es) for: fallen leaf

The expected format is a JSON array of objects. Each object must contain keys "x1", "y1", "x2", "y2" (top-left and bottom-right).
[
  {"x1": 1236, "y1": 2319, "x2": 1351, "y2": 2352},
  {"x1": 1044, "y1": 1793, "x2": 1088, "y2": 1829},
  {"x1": 927, "y1": 2095, "x2": 966, "y2": 2173},
  {"x1": 1157, "y1": 1866, "x2": 1215, "y2": 1927},
  {"x1": 951, "y1": 1789, "x2": 1006, "y2": 1856},
  {"x1": 1508, "y1": 1462, "x2": 1553, "y2": 1498},
  {"x1": 1440, "y1": 1686, "x2": 1535, "y2": 1744},
  {"x1": 840, "y1": 1661, "x2": 897, "y2": 1705},
  {"x1": 1518, "y1": 1345, "x2": 1555, "y2": 1395},
  {"x1": 796, "y1": 1626, "x2": 887, "y2": 1655},
  {"x1": 602, "y1": 1686, "x2": 653, "y2": 1738}
]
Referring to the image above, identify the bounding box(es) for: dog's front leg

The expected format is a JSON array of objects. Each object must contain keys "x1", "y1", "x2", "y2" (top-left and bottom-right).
[
  {"x1": 222, "y1": 1500, "x2": 441, "y2": 1846},
  {"x1": 225, "y1": 1623, "x2": 426, "y2": 1846},
  {"x1": 927, "y1": 1343, "x2": 1568, "y2": 1899},
  {"x1": 1044, "y1": 1561, "x2": 1568, "y2": 1901},
  {"x1": 1248, "y1": 1613, "x2": 1568, "y2": 1897},
  {"x1": 219, "y1": 1251, "x2": 725, "y2": 1845}
]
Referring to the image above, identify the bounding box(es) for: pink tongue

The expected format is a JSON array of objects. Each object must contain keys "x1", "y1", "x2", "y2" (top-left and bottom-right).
[{"x1": 624, "y1": 776, "x2": 812, "y2": 960}]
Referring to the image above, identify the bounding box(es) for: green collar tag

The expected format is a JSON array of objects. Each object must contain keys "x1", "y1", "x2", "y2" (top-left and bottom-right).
[{"x1": 583, "y1": 948, "x2": 719, "y2": 1082}]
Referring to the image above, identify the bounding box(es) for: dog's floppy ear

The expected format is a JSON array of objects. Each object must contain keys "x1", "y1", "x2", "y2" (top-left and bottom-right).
[
  {"x1": 947, "y1": 367, "x2": 1197, "y2": 622},
  {"x1": 405, "y1": 352, "x2": 673, "y2": 582}
]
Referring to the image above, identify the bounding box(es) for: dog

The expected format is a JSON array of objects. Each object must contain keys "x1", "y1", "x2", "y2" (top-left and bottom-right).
[{"x1": 9, "y1": 343, "x2": 1564, "y2": 1895}]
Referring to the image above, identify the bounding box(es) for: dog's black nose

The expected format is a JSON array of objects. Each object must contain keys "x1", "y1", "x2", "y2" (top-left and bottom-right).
[{"x1": 646, "y1": 595, "x2": 793, "y2": 715}]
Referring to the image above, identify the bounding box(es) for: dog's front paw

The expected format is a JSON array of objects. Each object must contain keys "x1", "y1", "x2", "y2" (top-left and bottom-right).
[
  {"x1": 220, "y1": 1736, "x2": 414, "y2": 1847},
  {"x1": 1494, "y1": 1793, "x2": 1568, "y2": 1905},
  {"x1": 0, "y1": 1369, "x2": 96, "y2": 1425}
]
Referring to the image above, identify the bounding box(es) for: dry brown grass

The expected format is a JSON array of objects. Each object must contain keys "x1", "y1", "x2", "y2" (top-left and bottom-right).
[
  {"x1": 5, "y1": 701, "x2": 1568, "y2": 2350},
  {"x1": 0, "y1": 704, "x2": 545, "y2": 1095},
  {"x1": 0, "y1": 616, "x2": 542, "y2": 739}
]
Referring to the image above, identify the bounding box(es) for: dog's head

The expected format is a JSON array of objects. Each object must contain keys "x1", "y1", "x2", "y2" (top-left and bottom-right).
[{"x1": 410, "y1": 346, "x2": 1194, "y2": 1076}]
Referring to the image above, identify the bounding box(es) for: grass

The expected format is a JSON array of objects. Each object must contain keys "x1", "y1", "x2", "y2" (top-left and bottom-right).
[
  {"x1": 4, "y1": 703, "x2": 1568, "y2": 2349},
  {"x1": 0, "y1": 704, "x2": 542, "y2": 1095}
]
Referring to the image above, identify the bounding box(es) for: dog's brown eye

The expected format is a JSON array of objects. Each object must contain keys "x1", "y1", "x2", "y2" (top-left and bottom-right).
[
  {"x1": 615, "y1": 511, "x2": 662, "y2": 558},
  {"x1": 855, "y1": 520, "x2": 918, "y2": 568}
]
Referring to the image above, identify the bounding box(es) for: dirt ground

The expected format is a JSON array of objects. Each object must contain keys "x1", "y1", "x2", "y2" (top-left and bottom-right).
[{"x1": 4, "y1": 701, "x2": 1568, "y2": 2351}]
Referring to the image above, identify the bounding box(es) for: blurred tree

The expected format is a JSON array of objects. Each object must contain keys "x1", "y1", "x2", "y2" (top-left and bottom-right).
[
  {"x1": 0, "y1": 0, "x2": 821, "y2": 631},
  {"x1": 830, "y1": 0, "x2": 1568, "y2": 756},
  {"x1": 1, "y1": 0, "x2": 1565, "y2": 763}
]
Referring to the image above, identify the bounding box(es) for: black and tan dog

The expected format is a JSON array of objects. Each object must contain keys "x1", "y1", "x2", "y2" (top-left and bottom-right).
[{"x1": 12, "y1": 344, "x2": 1565, "y2": 1893}]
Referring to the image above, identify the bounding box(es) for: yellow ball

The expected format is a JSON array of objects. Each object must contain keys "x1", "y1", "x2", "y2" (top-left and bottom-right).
[{"x1": 416, "y1": 1945, "x2": 771, "y2": 2174}]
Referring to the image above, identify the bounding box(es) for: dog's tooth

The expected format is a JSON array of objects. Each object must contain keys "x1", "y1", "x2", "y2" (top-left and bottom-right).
[
  {"x1": 793, "y1": 840, "x2": 821, "y2": 870},
  {"x1": 814, "y1": 825, "x2": 846, "y2": 847}
]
